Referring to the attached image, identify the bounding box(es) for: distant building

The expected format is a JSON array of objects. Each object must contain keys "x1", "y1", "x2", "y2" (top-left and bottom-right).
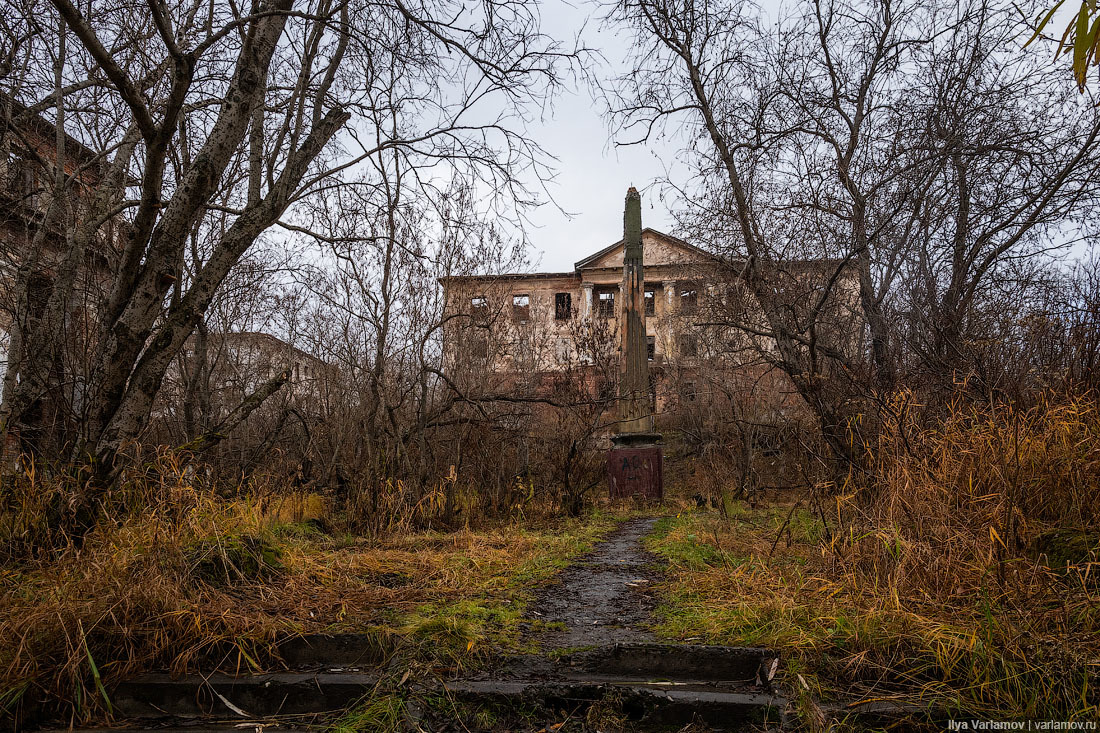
[
  {"x1": 209, "y1": 331, "x2": 332, "y2": 406},
  {"x1": 440, "y1": 228, "x2": 861, "y2": 426},
  {"x1": 156, "y1": 331, "x2": 335, "y2": 427},
  {"x1": 0, "y1": 94, "x2": 122, "y2": 453}
]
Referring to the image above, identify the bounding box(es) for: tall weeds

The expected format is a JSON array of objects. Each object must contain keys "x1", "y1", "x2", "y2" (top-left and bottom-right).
[
  {"x1": 0, "y1": 448, "x2": 610, "y2": 726},
  {"x1": 840, "y1": 391, "x2": 1099, "y2": 601},
  {"x1": 831, "y1": 390, "x2": 1100, "y2": 716}
]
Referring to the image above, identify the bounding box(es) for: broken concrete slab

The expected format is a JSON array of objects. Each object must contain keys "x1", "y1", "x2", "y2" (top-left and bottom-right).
[
  {"x1": 113, "y1": 672, "x2": 379, "y2": 718},
  {"x1": 560, "y1": 642, "x2": 779, "y2": 683},
  {"x1": 444, "y1": 678, "x2": 787, "y2": 728}
]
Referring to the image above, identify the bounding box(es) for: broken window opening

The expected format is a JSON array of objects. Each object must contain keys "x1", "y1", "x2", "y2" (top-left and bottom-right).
[
  {"x1": 512, "y1": 294, "x2": 530, "y2": 321},
  {"x1": 647, "y1": 335, "x2": 656, "y2": 361},
  {"x1": 27, "y1": 273, "x2": 54, "y2": 324},
  {"x1": 679, "y1": 333, "x2": 698, "y2": 358},
  {"x1": 644, "y1": 288, "x2": 656, "y2": 316},
  {"x1": 555, "y1": 292, "x2": 572, "y2": 320},
  {"x1": 679, "y1": 286, "x2": 698, "y2": 313},
  {"x1": 597, "y1": 289, "x2": 615, "y2": 318},
  {"x1": 470, "y1": 295, "x2": 488, "y2": 322}
]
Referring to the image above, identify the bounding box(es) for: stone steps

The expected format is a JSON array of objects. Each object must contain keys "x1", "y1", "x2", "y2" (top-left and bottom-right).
[
  {"x1": 443, "y1": 678, "x2": 786, "y2": 728},
  {"x1": 113, "y1": 671, "x2": 381, "y2": 719},
  {"x1": 558, "y1": 642, "x2": 780, "y2": 682},
  {"x1": 28, "y1": 637, "x2": 790, "y2": 731}
]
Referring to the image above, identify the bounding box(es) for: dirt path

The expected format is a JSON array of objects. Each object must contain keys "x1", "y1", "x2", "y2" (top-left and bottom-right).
[{"x1": 528, "y1": 516, "x2": 662, "y2": 649}]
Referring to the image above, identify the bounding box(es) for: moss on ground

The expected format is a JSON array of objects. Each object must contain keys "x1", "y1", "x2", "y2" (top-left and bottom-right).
[{"x1": 0, "y1": 494, "x2": 627, "y2": 723}]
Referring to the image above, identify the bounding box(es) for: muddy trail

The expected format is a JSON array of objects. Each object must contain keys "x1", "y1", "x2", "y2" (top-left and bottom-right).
[
  {"x1": 434, "y1": 515, "x2": 788, "y2": 730},
  {"x1": 31, "y1": 517, "x2": 936, "y2": 731},
  {"x1": 527, "y1": 516, "x2": 661, "y2": 649},
  {"x1": 80, "y1": 517, "x2": 793, "y2": 732}
]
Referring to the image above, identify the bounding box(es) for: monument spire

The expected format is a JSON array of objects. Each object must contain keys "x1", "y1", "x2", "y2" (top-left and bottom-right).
[
  {"x1": 607, "y1": 186, "x2": 663, "y2": 501},
  {"x1": 617, "y1": 186, "x2": 653, "y2": 435}
]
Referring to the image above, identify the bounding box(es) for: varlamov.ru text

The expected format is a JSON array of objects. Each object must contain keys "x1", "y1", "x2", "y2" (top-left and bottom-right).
[{"x1": 948, "y1": 722, "x2": 1096, "y2": 731}]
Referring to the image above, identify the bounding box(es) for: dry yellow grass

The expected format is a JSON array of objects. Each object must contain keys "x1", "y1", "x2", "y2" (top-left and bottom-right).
[
  {"x1": 648, "y1": 392, "x2": 1100, "y2": 724},
  {"x1": 0, "y1": 455, "x2": 621, "y2": 724}
]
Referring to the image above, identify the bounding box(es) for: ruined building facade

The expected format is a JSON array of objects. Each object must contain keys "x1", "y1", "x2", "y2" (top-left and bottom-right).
[{"x1": 440, "y1": 228, "x2": 862, "y2": 431}]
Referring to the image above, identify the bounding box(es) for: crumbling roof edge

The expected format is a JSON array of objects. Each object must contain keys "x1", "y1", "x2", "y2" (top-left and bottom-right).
[
  {"x1": 1, "y1": 92, "x2": 108, "y2": 169},
  {"x1": 211, "y1": 331, "x2": 330, "y2": 367},
  {"x1": 437, "y1": 271, "x2": 580, "y2": 283},
  {"x1": 573, "y1": 228, "x2": 719, "y2": 270}
]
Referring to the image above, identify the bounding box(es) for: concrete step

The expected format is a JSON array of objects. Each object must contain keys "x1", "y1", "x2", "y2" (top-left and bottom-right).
[
  {"x1": 113, "y1": 672, "x2": 379, "y2": 719},
  {"x1": 558, "y1": 642, "x2": 779, "y2": 684},
  {"x1": 444, "y1": 678, "x2": 787, "y2": 729},
  {"x1": 275, "y1": 633, "x2": 391, "y2": 670},
  {"x1": 40, "y1": 727, "x2": 319, "y2": 733},
  {"x1": 87, "y1": 643, "x2": 786, "y2": 730}
]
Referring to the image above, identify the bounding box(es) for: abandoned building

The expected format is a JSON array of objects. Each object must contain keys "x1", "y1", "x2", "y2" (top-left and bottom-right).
[
  {"x1": 440, "y1": 228, "x2": 862, "y2": 431},
  {"x1": 159, "y1": 331, "x2": 334, "y2": 417},
  {"x1": 1, "y1": 97, "x2": 335, "y2": 454},
  {"x1": 0, "y1": 94, "x2": 125, "y2": 454}
]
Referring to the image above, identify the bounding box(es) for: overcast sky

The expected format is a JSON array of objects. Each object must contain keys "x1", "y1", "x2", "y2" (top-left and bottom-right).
[
  {"x1": 519, "y1": 0, "x2": 794, "y2": 272},
  {"x1": 519, "y1": 0, "x2": 683, "y2": 272},
  {"x1": 518, "y1": 1, "x2": 1085, "y2": 273}
]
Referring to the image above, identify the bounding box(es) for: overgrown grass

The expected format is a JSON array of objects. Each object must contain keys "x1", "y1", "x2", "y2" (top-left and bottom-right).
[
  {"x1": 647, "y1": 394, "x2": 1100, "y2": 726},
  {"x1": 650, "y1": 507, "x2": 1099, "y2": 724},
  {"x1": 0, "y1": 454, "x2": 622, "y2": 725}
]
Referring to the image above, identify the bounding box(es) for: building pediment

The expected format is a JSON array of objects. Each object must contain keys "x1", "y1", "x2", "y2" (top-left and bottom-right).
[{"x1": 574, "y1": 229, "x2": 717, "y2": 271}]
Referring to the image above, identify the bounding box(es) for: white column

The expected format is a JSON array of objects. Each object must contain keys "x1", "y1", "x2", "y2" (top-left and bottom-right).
[{"x1": 582, "y1": 282, "x2": 594, "y2": 319}]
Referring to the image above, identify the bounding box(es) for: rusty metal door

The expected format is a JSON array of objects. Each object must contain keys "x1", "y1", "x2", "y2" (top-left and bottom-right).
[{"x1": 607, "y1": 447, "x2": 663, "y2": 501}]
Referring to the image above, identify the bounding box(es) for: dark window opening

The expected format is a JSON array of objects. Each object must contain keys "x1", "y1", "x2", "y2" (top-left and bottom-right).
[
  {"x1": 555, "y1": 292, "x2": 572, "y2": 320},
  {"x1": 470, "y1": 334, "x2": 489, "y2": 359},
  {"x1": 679, "y1": 333, "x2": 698, "y2": 358},
  {"x1": 597, "y1": 378, "x2": 615, "y2": 402},
  {"x1": 470, "y1": 295, "x2": 488, "y2": 322},
  {"x1": 647, "y1": 335, "x2": 656, "y2": 361},
  {"x1": 512, "y1": 294, "x2": 530, "y2": 321},
  {"x1": 27, "y1": 273, "x2": 54, "y2": 321},
  {"x1": 679, "y1": 286, "x2": 698, "y2": 313},
  {"x1": 597, "y1": 289, "x2": 615, "y2": 318},
  {"x1": 644, "y1": 288, "x2": 656, "y2": 316},
  {"x1": 682, "y1": 381, "x2": 697, "y2": 401},
  {"x1": 6, "y1": 151, "x2": 39, "y2": 202},
  {"x1": 726, "y1": 283, "x2": 748, "y2": 311}
]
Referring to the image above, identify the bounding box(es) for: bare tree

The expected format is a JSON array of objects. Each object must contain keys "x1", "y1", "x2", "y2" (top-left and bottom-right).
[
  {"x1": 0, "y1": 0, "x2": 572, "y2": 494},
  {"x1": 894, "y1": 1, "x2": 1100, "y2": 393},
  {"x1": 604, "y1": 0, "x2": 873, "y2": 471},
  {"x1": 603, "y1": 0, "x2": 1100, "y2": 472}
]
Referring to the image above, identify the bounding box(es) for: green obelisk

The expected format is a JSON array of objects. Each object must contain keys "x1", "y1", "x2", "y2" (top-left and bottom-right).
[{"x1": 608, "y1": 187, "x2": 662, "y2": 500}]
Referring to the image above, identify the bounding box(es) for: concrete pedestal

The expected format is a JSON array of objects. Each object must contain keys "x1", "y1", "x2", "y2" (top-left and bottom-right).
[{"x1": 608, "y1": 434, "x2": 663, "y2": 501}]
